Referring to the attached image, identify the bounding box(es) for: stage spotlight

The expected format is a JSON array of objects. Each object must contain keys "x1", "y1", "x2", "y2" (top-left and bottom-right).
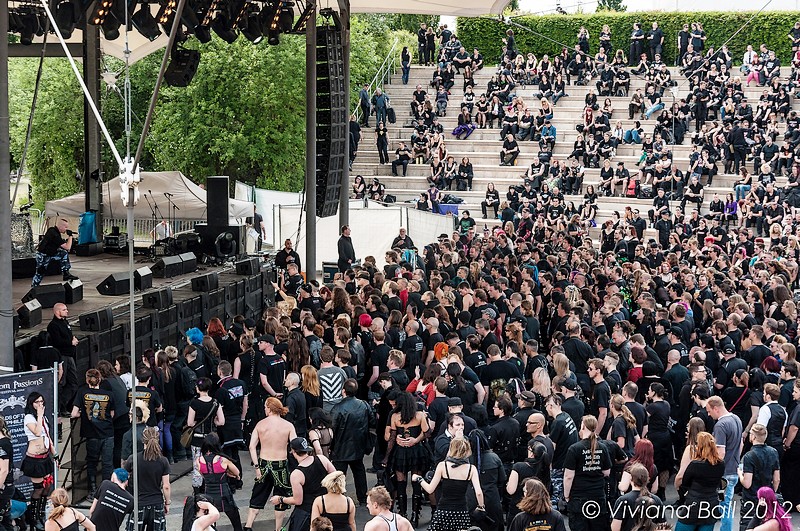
[
  {"x1": 195, "y1": 24, "x2": 211, "y2": 42},
  {"x1": 291, "y1": 3, "x2": 313, "y2": 34},
  {"x1": 18, "y1": 11, "x2": 38, "y2": 45},
  {"x1": 55, "y1": 0, "x2": 79, "y2": 38},
  {"x1": 89, "y1": 0, "x2": 113, "y2": 25},
  {"x1": 239, "y1": 10, "x2": 262, "y2": 43},
  {"x1": 102, "y1": 14, "x2": 121, "y2": 40},
  {"x1": 132, "y1": 2, "x2": 162, "y2": 41},
  {"x1": 211, "y1": 15, "x2": 238, "y2": 43}
]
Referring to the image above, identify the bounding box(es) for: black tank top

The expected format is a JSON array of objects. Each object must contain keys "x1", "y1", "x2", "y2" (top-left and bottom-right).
[
  {"x1": 320, "y1": 495, "x2": 351, "y2": 531},
  {"x1": 438, "y1": 462, "x2": 472, "y2": 510},
  {"x1": 54, "y1": 509, "x2": 80, "y2": 531},
  {"x1": 298, "y1": 457, "x2": 329, "y2": 513}
]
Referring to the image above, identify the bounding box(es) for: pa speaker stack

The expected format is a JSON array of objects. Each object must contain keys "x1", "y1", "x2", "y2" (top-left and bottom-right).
[
  {"x1": 22, "y1": 284, "x2": 66, "y2": 308},
  {"x1": 315, "y1": 25, "x2": 346, "y2": 218},
  {"x1": 96, "y1": 273, "x2": 130, "y2": 296},
  {"x1": 17, "y1": 299, "x2": 42, "y2": 328}
]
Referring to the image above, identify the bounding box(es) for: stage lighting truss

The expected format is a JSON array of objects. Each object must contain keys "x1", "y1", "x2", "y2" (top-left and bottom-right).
[
  {"x1": 289, "y1": 0, "x2": 312, "y2": 34},
  {"x1": 8, "y1": 3, "x2": 48, "y2": 45},
  {"x1": 156, "y1": 0, "x2": 178, "y2": 26},
  {"x1": 89, "y1": 0, "x2": 114, "y2": 25}
]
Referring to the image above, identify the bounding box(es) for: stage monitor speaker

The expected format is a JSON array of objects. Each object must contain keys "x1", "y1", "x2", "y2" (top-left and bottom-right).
[
  {"x1": 165, "y1": 49, "x2": 200, "y2": 87},
  {"x1": 191, "y1": 272, "x2": 219, "y2": 292},
  {"x1": 179, "y1": 252, "x2": 197, "y2": 274},
  {"x1": 315, "y1": 27, "x2": 346, "y2": 218},
  {"x1": 135, "y1": 267, "x2": 153, "y2": 291},
  {"x1": 22, "y1": 284, "x2": 66, "y2": 308},
  {"x1": 64, "y1": 280, "x2": 84, "y2": 304},
  {"x1": 143, "y1": 287, "x2": 174, "y2": 309},
  {"x1": 206, "y1": 176, "x2": 229, "y2": 228},
  {"x1": 79, "y1": 307, "x2": 114, "y2": 332},
  {"x1": 152, "y1": 255, "x2": 183, "y2": 278},
  {"x1": 194, "y1": 223, "x2": 245, "y2": 259},
  {"x1": 97, "y1": 272, "x2": 130, "y2": 296},
  {"x1": 236, "y1": 257, "x2": 259, "y2": 276},
  {"x1": 18, "y1": 299, "x2": 42, "y2": 328}
]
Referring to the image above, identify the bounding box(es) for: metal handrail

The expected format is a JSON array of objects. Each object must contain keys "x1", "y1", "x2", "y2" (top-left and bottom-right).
[{"x1": 354, "y1": 38, "x2": 399, "y2": 121}]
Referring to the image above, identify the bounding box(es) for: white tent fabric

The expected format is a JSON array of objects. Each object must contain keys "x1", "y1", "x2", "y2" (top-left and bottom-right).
[
  {"x1": 45, "y1": 171, "x2": 253, "y2": 222},
  {"x1": 277, "y1": 201, "x2": 454, "y2": 273},
  {"x1": 234, "y1": 181, "x2": 301, "y2": 248}
]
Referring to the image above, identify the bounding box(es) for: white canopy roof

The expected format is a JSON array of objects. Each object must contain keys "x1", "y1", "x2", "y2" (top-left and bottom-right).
[{"x1": 45, "y1": 171, "x2": 253, "y2": 221}]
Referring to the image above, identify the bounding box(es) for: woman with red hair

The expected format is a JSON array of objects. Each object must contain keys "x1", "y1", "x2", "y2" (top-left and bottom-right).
[{"x1": 618, "y1": 438, "x2": 658, "y2": 494}]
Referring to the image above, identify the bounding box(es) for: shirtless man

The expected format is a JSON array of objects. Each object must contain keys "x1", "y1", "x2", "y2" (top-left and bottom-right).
[
  {"x1": 364, "y1": 486, "x2": 414, "y2": 531},
  {"x1": 245, "y1": 397, "x2": 296, "y2": 531}
]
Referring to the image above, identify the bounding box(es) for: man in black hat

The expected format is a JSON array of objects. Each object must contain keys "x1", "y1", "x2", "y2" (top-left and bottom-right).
[
  {"x1": 668, "y1": 326, "x2": 689, "y2": 359},
  {"x1": 258, "y1": 335, "x2": 286, "y2": 400},
  {"x1": 654, "y1": 209, "x2": 673, "y2": 249},
  {"x1": 715, "y1": 343, "x2": 747, "y2": 391}
]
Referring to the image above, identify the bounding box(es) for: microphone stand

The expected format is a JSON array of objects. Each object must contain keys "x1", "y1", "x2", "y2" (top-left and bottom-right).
[
  {"x1": 164, "y1": 193, "x2": 175, "y2": 236},
  {"x1": 151, "y1": 190, "x2": 166, "y2": 237},
  {"x1": 143, "y1": 193, "x2": 157, "y2": 245}
]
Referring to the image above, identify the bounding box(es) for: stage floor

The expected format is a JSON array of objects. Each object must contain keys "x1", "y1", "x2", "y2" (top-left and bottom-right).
[{"x1": 13, "y1": 252, "x2": 230, "y2": 344}]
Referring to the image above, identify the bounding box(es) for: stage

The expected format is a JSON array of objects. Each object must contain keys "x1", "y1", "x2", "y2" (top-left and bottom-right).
[{"x1": 13, "y1": 251, "x2": 275, "y2": 371}]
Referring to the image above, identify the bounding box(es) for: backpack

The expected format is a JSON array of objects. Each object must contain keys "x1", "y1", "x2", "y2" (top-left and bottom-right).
[
  {"x1": 195, "y1": 344, "x2": 219, "y2": 383},
  {"x1": 177, "y1": 362, "x2": 198, "y2": 401}
]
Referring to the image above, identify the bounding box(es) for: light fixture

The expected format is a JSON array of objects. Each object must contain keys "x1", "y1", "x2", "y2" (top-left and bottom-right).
[
  {"x1": 89, "y1": 0, "x2": 113, "y2": 25},
  {"x1": 102, "y1": 14, "x2": 121, "y2": 39},
  {"x1": 239, "y1": 6, "x2": 262, "y2": 43},
  {"x1": 132, "y1": 2, "x2": 161, "y2": 41},
  {"x1": 211, "y1": 14, "x2": 238, "y2": 43},
  {"x1": 291, "y1": 2, "x2": 313, "y2": 34},
  {"x1": 156, "y1": 0, "x2": 177, "y2": 28},
  {"x1": 55, "y1": 0, "x2": 79, "y2": 38}
]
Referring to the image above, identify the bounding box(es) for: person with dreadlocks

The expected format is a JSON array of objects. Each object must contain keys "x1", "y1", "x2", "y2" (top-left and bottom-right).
[
  {"x1": 124, "y1": 427, "x2": 170, "y2": 531},
  {"x1": 0, "y1": 416, "x2": 14, "y2": 531},
  {"x1": 181, "y1": 494, "x2": 220, "y2": 531}
]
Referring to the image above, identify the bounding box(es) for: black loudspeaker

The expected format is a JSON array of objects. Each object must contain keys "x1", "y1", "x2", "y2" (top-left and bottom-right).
[
  {"x1": 152, "y1": 255, "x2": 183, "y2": 278},
  {"x1": 315, "y1": 27, "x2": 346, "y2": 218},
  {"x1": 96, "y1": 272, "x2": 130, "y2": 296},
  {"x1": 135, "y1": 267, "x2": 153, "y2": 291},
  {"x1": 12, "y1": 257, "x2": 36, "y2": 279},
  {"x1": 143, "y1": 287, "x2": 174, "y2": 309},
  {"x1": 194, "y1": 223, "x2": 245, "y2": 259},
  {"x1": 22, "y1": 284, "x2": 66, "y2": 308},
  {"x1": 165, "y1": 49, "x2": 200, "y2": 87},
  {"x1": 64, "y1": 280, "x2": 83, "y2": 304},
  {"x1": 236, "y1": 257, "x2": 259, "y2": 276},
  {"x1": 18, "y1": 299, "x2": 42, "y2": 328},
  {"x1": 79, "y1": 307, "x2": 114, "y2": 332},
  {"x1": 179, "y1": 252, "x2": 197, "y2": 274},
  {"x1": 191, "y1": 272, "x2": 219, "y2": 292},
  {"x1": 205, "y1": 176, "x2": 229, "y2": 228}
]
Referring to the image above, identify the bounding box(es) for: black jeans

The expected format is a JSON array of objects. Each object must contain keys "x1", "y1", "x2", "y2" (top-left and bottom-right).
[
  {"x1": 86, "y1": 436, "x2": 115, "y2": 484},
  {"x1": 334, "y1": 459, "x2": 368, "y2": 503},
  {"x1": 59, "y1": 356, "x2": 79, "y2": 415}
]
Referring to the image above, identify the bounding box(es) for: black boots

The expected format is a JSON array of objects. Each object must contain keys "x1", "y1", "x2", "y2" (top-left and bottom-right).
[
  {"x1": 395, "y1": 480, "x2": 407, "y2": 517},
  {"x1": 411, "y1": 482, "x2": 423, "y2": 528},
  {"x1": 87, "y1": 478, "x2": 96, "y2": 502},
  {"x1": 27, "y1": 496, "x2": 45, "y2": 531}
]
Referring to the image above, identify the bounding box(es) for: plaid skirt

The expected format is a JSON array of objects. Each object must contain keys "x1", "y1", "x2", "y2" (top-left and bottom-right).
[{"x1": 125, "y1": 504, "x2": 165, "y2": 531}]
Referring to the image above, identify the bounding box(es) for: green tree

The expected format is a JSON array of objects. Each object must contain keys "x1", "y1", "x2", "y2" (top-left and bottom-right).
[{"x1": 596, "y1": 0, "x2": 627, "y2": 12}]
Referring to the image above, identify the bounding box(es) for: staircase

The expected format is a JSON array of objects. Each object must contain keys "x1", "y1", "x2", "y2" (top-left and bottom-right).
[{"x1": 351, "y1": 64, "x2": 796, "y2": 239}]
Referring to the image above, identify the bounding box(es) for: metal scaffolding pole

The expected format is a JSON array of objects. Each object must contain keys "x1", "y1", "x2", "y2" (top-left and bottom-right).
[
  {"x1": 305, "y1": 4, "x2": 317, "y2": 282},
  {"x1": 0, "y1": 0, "x2": 14, "y2": 371}
]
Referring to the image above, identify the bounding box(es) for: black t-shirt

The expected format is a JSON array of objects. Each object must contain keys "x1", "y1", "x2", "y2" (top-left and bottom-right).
[
  {"x1": 401, "y1": 335, "x2": 423, "y2": 381},
  {"x1": 31, "y1": 346, "x2": 61, "y2": 370},
  {"x1": 259, "y1": 353, "x2": 286, "y2": 397},
  {"x1": 610, "y1": 416, "x2": 637, "y2": 457},
  {"x1": 563, "y1": 438, "x2": 612, "y2": 499},
  {"x1": 37, "y1": 226, "x2": 65, "y2": 255},
  {"x1": 612, "y1": 490, "x2": 664, "y2": 531},
  {"x1": 190, "y1": 398, "x2": 218, "y2": 440},
  {"x1": 90, "y1": 480, "x2": 134, "y2": 529},
  {"x1": 479, "y1": 359, "x2": 521, "y2": 406},
  {"x1": 590, "y1": 380, "x2": 611, "y2": 418},
  {"x1": 550, "y1": 412, "x2": 579, "y2": 469},
  {"x1": 0, "y1": 438, "x2": 13, "y2": 486},
  {"x1": 124, "y1": 453, "x2": 170, "y2": 506},
  {"x1": 508, "y1": 510, "x2": 567, "y2": 531},
  {"x1": 76, "y1": 385, "x2": 115, "y2": 439},
  {"x1": 127, "y1": 385, "x2": 162, "y2": 427}
]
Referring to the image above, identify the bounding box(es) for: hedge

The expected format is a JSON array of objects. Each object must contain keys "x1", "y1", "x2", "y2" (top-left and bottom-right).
[{"x1": 456, "y1": 12, "x2": 800, "y2": 66}]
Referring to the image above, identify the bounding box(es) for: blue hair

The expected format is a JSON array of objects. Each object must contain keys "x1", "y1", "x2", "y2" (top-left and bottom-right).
[{"x1": 186, "y1": 327, "x2": 204, "y2": 345}]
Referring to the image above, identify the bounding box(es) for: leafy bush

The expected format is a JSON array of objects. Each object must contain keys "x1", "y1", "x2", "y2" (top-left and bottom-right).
[{"x1": 457, "y1": 12, "x2": 800, "y2": 66}]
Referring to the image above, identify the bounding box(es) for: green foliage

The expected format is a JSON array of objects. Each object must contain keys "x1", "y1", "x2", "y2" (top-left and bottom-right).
[
  {"x1": 596, "y1": 0, "x2": 627, "y2": 12},
  {"x1": 9, "y1": 59, "x2": 83, "y2": 206},
  {"x1": 9, "y1": 21, "x2": 410, "y2": 199},
  {"x1": 352, "y1": 13, "x2": 440, "y2": 35},
  {"x1": 457, "y1": 11, "x2": 800, "y2": 65}
]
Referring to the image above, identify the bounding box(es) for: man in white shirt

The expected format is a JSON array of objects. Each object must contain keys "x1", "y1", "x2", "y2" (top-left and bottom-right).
[{"x1": 741, "y1": 45, "x2": 757, "y2": 74}]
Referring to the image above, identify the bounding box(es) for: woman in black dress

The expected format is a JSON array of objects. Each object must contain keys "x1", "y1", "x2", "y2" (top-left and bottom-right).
[
  {"x1": 467, "y1": 430, "x2": 506, "y2": 531},
  {"x1": 411, "y1": 437, "x2": 483, "y2": 531},
  {"x1": 645, "y1": 382, "x2": 674, "y2": 501},
  {"x1": 195, "y1": 433, "x2": 242, "y2": 531},
  {"x1": 384, "y1": 392, "x2": 431, "y2": 526}
]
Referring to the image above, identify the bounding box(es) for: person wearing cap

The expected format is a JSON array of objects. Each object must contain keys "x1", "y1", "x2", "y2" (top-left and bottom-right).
[
  {"x1": 269, "y1": 437, "x2": 336, "y2": 531},
  {"x1": 257, "y1": 335, "x2": 286, "y2": 402},
  {"x1": 555, "y1": 376, "x2": 584, "y2": 430},
  {"x1": 245, "y1": 398, "x2": 296, "y2": 531},
  {"x1": 88, "y1": 467, "x2": 134, "y2": 530}
]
